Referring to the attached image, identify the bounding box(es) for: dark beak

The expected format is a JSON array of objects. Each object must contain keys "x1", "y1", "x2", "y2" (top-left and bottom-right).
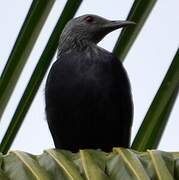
[
  {"x1": 94, "y1": 19, "x2": 135, "y2": 43},
  {"x1": 104, "y1": 20, "x2": 135, "y2": 31}
]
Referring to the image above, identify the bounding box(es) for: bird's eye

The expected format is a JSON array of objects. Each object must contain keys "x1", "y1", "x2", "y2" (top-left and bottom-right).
[{"x1": 84, "y1": 16, "x2": 93, "y2": 23}]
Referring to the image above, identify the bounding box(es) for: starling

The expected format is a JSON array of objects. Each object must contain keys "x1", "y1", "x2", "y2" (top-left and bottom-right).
[{"x1": 45, "y1": 14, "x2": 134, "y2": 152}]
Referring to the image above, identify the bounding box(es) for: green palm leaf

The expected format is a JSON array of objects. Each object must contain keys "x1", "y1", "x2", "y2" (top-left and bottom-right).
[
  {"x1": 0, "y1": 0, "x2": 178, "y2": 161},
  {"x1": 1, "y1": 149, "x2": 179, "y2": 179}
]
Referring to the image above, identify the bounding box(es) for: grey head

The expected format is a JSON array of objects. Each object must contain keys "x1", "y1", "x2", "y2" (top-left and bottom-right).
[{"x1": 58, "y1": 14, "x2": 135, "y2": 53}]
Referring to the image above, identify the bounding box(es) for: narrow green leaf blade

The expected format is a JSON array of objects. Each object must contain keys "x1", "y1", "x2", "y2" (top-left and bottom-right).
[
  {"x1": 132, "y1": 48, "x2": 179, "y2": 151},
  {"x1": 147, "y1": 150, "x2": 174, "y2": 180},
  {"x1": 80, "y1": 150, "x2": 109, "y2": 180},
  {"x1": 113, "y1": 148, "x2": 150, "y2": 180},
  {"x1": 0, "y1": 0, "x2": 83, "y2": 154},
  {"x1": 0, "y1": 0, "x2": 55, "y2": 119},
  {"x1": 46, "y1": 149, "x2": 83, "y2": 180},
  {"x1": 113, "y1": 0, "x2": 157, "y2": 61},
  {"x1": 10, "y1": 151, "x2": 50, "y2": 180}
]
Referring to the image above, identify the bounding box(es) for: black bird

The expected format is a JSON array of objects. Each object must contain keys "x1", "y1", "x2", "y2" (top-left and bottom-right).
[{"x1": 45, "y1": 14, "x2": 134, "y2": 152}]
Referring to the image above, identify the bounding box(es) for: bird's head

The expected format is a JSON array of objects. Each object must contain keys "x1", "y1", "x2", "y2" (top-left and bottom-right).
[{"x1": 60, "y1": 14, "x2": 135, "y2": 46}]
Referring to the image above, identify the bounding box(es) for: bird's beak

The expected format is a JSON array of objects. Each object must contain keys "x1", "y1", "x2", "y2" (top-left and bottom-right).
[{"x1": 103, "y1": 20, "x2": 135, "y2": 32}]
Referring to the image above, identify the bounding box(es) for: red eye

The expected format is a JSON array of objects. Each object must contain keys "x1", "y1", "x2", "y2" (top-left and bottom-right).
[{"x1": 85, "y1": 16, "x2": 93, "y2": 23}]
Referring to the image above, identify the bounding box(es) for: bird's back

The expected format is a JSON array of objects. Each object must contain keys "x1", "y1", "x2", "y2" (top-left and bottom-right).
[{"x1": 45, "y1": 47, "x2": 133, "y2": 152}]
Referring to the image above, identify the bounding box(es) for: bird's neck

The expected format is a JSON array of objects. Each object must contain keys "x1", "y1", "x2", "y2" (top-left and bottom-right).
[{"x1": 57, "y1": 35, "x2": 96, "y2": 57}]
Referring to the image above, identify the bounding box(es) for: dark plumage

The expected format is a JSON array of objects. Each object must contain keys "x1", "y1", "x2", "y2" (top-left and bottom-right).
[{"x1": 45, "y1": 14, "x2": 134, "y2": 152}]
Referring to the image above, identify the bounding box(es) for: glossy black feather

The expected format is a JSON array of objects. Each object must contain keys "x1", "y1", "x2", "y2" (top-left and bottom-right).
[{"x1": 45, "y1": 47, "x2": 133, "y2": 152}]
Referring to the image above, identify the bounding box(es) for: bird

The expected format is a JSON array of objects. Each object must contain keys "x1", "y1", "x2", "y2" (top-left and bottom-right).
[{"x1": 45, "y1": 14, "x2": 134, "y2": 152}]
